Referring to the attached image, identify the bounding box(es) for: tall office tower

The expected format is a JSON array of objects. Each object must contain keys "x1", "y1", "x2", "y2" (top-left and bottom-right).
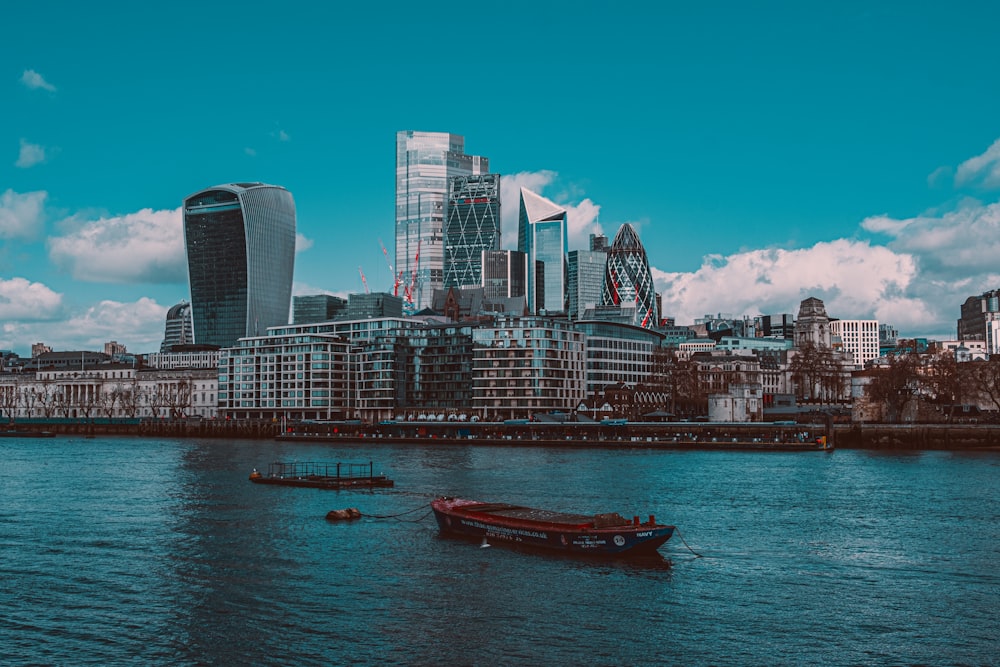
[
  {"x1": 482, "y1": 250, "x2": 528, "y2": 300},
  {"x1": 444, "y1": 174, "x2": 501, "y2": 289},
  {"x1": 600, "y1": 223, "x2": 658, "y2": 328},
  {"x1": 517, "y1": 188, "x2": 568, "y2": 314},
  {"x1": 567, "y1": 249, "x2": 608, "y2": 320},
  {"x1": 590, "y1": 233, "x2": 609, "y2": 252},
  {"x1": 183, "y1": 183, "x2": 296, "y2": 348},
  {"x1": 396, "y1": 131, "x2": 488, "y2": 311},
  {"x1": 160, "y1": 301, "x2": 194, "y2": 352}
]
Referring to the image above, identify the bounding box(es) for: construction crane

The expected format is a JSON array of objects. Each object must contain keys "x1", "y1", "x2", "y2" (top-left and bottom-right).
[
  {"x1": 379, "y1": 239, "x2": 402, "y2": 296},
  {"x1": 358, "y1": 266, "x2": 369, "y2": 293}
]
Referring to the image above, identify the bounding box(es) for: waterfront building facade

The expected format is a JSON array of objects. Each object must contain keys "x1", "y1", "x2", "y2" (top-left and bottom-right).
[
  {"x1": 518, "y1": 188, "x2": 567, "y2": 315},
  {"x1": 145, "y1": 349, "x2": 222, "y2": 370},
  {"x1": 567, "y1": 249, "x2": 608, "y2": 320},
  {"x1": 471, "y1": 316, "x2": 586, "y2": 420},
  {"x1": 217, "y1": 332, "x2": 355, "y2": 421},
  {"x1": 396, "y1": 131, "x2": 488, "y2": 311},
  {"x1": 293, "y1": 294, "x2": 346, "y2": 325},
  {"x1": 794, "y1": 297, "x2": 833, "y2": 349},
  {"x1": 573, "y1": 320, "x2": 662, "y2": 398},
  {"x1": 183, "y1": 182, "x2": 296, "y2": 348},
  {"x1": 600, "y1": 224, "x2": 658, "y2": 328},
  {"x1": 0, "y1": 365, "x2": 217, "y2": 420},
  {"x1": 444, "y1": 174, "x2": 501, "y2": 289}
]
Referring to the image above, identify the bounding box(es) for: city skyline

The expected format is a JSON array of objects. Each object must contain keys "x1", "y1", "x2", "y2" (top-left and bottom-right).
[{"x1": 4, "y1": 3, "x2": 1000, "y2": 355}]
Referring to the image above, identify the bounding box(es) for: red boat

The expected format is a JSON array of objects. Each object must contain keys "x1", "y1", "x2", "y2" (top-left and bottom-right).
[{"x1": 431, "y1": 496, "x2": 674, "y2": 558}]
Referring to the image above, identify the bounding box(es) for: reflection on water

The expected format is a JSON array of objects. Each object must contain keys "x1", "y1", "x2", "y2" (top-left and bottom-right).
[{"x1": 1, "y1": 437, "x2": 997, "y2": 665}]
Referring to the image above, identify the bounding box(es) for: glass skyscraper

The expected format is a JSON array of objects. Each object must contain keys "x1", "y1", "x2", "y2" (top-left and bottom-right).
[
  {"x1": 601, "y1": 223, "x2": 658, "y2": 329},
  {"x1": 395, "y1": 131, "x2": 488, "y2": 311},
  {"x1": 183, "y1": 182, "x2": 296, "y2": 348},
  {"x1": 518, "y1": 188, "x2": 568, "y2": 314},
  {"x1": 444, "y1": 173, "x2": 501, "y2": 289}
]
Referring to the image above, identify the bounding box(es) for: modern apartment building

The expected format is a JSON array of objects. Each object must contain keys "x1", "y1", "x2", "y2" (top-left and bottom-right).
[
  {"x1": 471, "y1": 316, "x2": 585, "y2": 419},
  {"x1": 183, "y1": 182, "x2": 296, "y2": 348},
  {"x1": 395, "y1": 131, "x2": 488, "y2": 311},
  {"x1": 444, "y1": 173, "x2": 501, "y2": 289},
  {"x1": 517, "y1": 188, "x2": 567, "y2": 315}
]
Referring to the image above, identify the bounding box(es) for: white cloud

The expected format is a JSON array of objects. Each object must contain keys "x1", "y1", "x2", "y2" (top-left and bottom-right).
[
  {"x1": 295, "y1": 233, "x2": 313, "y2": 253},
  {"x1": 0, "y1": 189, "x2": 47, "y2": 240},
  {"x1": 48, "y1": 207, "x2": 187, "y2": 283},
  {"x1": 20, "y1": 69, "x2": 55, "y2": 92},
  {"x1": 15, "y1": 139, "x2": 46, "y2": 168},
  {"x1": 0, "y1": 277, "x2": 63, "y2": 321},
  {"x1": 955, "y1": 137, "x2": 1000, "y2": 189},
  {"x1": 499, "y1": 171, "x2": 602, "y2": 251},
  {"x1": 59, "y1": 298, "x2": 167, "y2": 352},
  {"x1": 861, "y1": 199, "x2": 1000, "y2": 279},
  {"x1": 653, "y1": 239, "x2": 943, "y2": 334}
]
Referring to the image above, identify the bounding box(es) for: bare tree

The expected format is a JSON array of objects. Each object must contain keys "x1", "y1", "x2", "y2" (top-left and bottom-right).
[
  {"x1": 864, "y1": 352, "x2": 922, "y2": 423},
  {"x1": 0, "y1": 382, "x2": 19, "y2": 422},
  {"x1": 118, "y1": 381, "x2": 141, "y2": 419},
  {"x1": 19, "y1": 386, "x2": 38, "y2": 418},
  {"x1": 36, "y1": 382, "x2": 59, "y2": 418},
  {"x1": 166, "y1": 380, "x2": 192, "y2": 419},
  {"x1": 99, "y1": 382, "x2": 120, "y2": 421},
  {"x1": 926, "y1": 352, "x2": 973, "y2": 422},
  {"x1": 969, "y1": 357, "x2": 1000, "y2": 413}
]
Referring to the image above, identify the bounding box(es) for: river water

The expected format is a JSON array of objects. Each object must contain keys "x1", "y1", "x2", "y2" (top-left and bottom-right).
[{"x1": 1, "y1": 435, "x2": 997, "y2": 666}]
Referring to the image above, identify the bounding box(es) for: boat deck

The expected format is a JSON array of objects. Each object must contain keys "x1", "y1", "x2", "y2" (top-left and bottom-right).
[
  {"x1": 250, "y1": 461, "x2": 394, "y2": 490},
  {"x1": 454, "y1": 502, "x2": 632, "y2": 528}
]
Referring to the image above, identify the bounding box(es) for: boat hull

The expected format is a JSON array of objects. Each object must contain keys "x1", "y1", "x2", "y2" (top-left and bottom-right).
[{"x1": 431, "y1": 497, "x2": 674, "y2": 558}]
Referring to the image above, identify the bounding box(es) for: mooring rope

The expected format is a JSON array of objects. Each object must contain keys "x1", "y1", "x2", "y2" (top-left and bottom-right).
[
  {"x1": 363, "y1": 503, "x2": 432, "y2": 521},
  {"x1": 673, "y1": 528, "x2": 703, "y2": 558}
]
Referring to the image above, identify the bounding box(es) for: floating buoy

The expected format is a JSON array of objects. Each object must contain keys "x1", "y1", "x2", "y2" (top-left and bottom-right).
[
  {"x1": 480, "y1": 537, "x2": 490, "y2": 549},
  {"x1": 325, "y1": 508, "x2": 362, "y2": 521}
]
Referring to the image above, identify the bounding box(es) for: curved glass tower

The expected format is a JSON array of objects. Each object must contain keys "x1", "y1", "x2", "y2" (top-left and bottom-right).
[
  {"x1": 601, "y1": 223, "x2": 658, "y2": 328},
  {"x1": 183, "y1": 183, "x2": 296, "y2": 348}
]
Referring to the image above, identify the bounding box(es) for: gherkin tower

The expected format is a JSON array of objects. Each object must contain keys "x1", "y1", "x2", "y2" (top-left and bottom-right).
[{"x1": 601, "y1": 223, "x2": 658, "y2": 328}]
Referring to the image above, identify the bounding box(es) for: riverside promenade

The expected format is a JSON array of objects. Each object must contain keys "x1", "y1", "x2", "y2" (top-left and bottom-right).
[{"x1": 8, "y1": 418, "x2": 1000, "y2": 450}]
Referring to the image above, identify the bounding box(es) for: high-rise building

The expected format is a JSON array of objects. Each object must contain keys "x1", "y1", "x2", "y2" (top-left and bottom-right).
[
  {"x1": 600, "y1": 223, "x2": 658, "y2": 328},
  {"x1": 444, "y1": 174, "x2": 501, "y2": 289},
  {"x1": 160, "y1": 301, "x2": 193, "y2": 352},
  {"x1": 183, "y1": 183, "x2": 296, "y2": 349},
  {"x1": 517, "y1": 188, "x2": 567, "y2": 314},
  {"x1": 396, "y1": 131, "x2": 488, "y2": 311},
  {"x1": 567, "y1": 249, "x2": 608, "y2": 320},
  {"x1": 829, "y1": 319, "x2": 880, "y2": 368},
  {"x1": 482, "y1": 250, "x2": 528, "y2": 300},
  {"x1": 958, "y1": 288, "x2": 1000, "y2": 353},
  {"x1": 293, "y1": 294, "x2": 347, "y2": 325}
]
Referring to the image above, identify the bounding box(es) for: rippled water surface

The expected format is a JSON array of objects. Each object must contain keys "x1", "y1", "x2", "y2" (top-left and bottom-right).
[{"x1": 1, "y1": 436, "x2": 998, "y2": 665}]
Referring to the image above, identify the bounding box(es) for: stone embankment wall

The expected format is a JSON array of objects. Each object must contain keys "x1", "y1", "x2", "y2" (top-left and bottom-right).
[{"x1": 834, "y1": 424, "x2": 1000, "y2": 450}]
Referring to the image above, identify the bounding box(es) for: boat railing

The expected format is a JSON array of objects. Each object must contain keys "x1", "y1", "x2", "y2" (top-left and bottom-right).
[{"x1": 265, "y1": 461, "x2": 380, "y2": 481}]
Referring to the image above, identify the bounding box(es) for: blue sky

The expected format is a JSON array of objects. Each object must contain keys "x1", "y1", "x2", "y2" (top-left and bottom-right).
[{"x1": 4, "y1": 1, "x2": 1000, "y2": 356}]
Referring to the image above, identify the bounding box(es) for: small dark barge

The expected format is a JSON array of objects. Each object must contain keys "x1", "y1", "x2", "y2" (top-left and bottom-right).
[
  {"x1": 249, "y1": 461, "x2": 394, "y2": 490},
  {"x1": 431, "y1": 496, "x2": 675, "y2": 558},
  {"x1": 0, "y1": 429, "x2": 56, "y2": 438}
]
